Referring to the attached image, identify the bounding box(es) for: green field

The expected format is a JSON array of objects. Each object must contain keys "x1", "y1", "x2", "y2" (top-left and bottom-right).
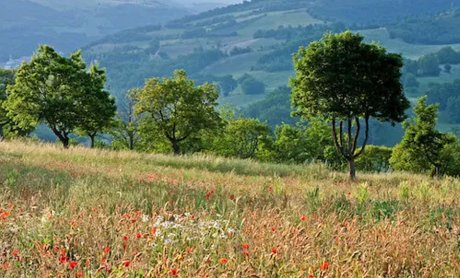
[{"x1": 0, "y1": 140, "x2": 459, "y2": 276}]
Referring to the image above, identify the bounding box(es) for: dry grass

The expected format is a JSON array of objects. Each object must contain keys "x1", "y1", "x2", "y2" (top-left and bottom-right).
[{"x1": 0, "y1": 140, "x2": 459, "y2": 277}]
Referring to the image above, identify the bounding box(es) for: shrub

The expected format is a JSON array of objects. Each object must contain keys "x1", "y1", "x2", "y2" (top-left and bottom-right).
[{"x1": 355, "y1": 145, "x2": 392, "y2": 172}]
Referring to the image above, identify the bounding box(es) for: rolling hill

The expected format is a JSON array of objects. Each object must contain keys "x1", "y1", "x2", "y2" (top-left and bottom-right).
[
  {"x1": 0, "y1": 0, "x2": 192, "y2": 62},
  {"x1": 82, "y1": 0, "x2": 460, "y2": 105},
  {"x1": 5, "y1": 0, "x2": 460, "y2": 144}
]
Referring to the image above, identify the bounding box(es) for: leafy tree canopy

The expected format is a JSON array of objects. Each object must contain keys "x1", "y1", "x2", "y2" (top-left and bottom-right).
[
  {"x1": 291, "y1": 31, "x2": 409, "y2": 179},
  {"x1": 133, "y1": 69, "x2": 221, "y2": 154}
]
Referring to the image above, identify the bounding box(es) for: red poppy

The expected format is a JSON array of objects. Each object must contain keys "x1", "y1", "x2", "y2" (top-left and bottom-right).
[
  {"x1": 205, "y1": 190, "x2": 214, "y2": 200},
  {"x1": 219, "y1": 258, "x2": 229, "y2": 264},
  {"x1": 11, "y1": 250, "x2": 19, "y2": 258},
  {"x1": 136, "y1": 233, "x2": 143, "y2": 239},
  {"x1": 69, "y1": 261, "x2": 78, "y2": 269},
  {"x1": 242, "y1": 250, "x2": 249, "y2": 257},
  {"x1": 271, "y1": 247, "x2": 278, "y2": 254},
  {"x1": 122, "y1": 235, "x2": 129, "y2": 241},
  {"x1": 59, "y1": 255, "x2": 69, "y2": 264},
  {"x1": 0, "y1": 211, "x2": 10, "y2": 220},
  {"x1": 100, "y1": 258, "x2": 108, "y2": 266},
  {"x1": 170, "y1": 268, "x2": 179, "y2": 276},
  {"x1": 300, "y1": 215, "x2": 307, "y2": 222},
  {"x1": 271, "y1": 227, "x2": 277, "y2": 233},
  {"x1": 76, "y1": 271, "x2": 84, "y2": 278},
  {"x1": 150, "y1": 227, "x2": 157, "y2": 236},
  {"x1": 308, "y1": 274, "x2": 314, "y2": 278},
  {"x1": 123, "y1": 260, "x2": 131, "y2": 267},
  {"x1": 320, "y1": 262, "x2": 330, "y2": 271},
  {"x1": 242, "y1": 244, "x2": 249, "y2": 249},
  {"x1": 103, "y1": 246, "x2": 110, "y2": 254}
]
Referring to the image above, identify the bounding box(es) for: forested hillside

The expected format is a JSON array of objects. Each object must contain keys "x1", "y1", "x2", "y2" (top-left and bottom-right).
[
  {"x1": 0, "y1": 0, "x2": 191, "y2": 61},
  {"x1": 79, "y1": 0, "x2": 460, "y2": 144}
]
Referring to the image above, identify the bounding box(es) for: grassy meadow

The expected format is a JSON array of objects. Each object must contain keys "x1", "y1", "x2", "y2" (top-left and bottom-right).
[{"x1": 0, "y1": 140, "x2": 459, "y2": 277}]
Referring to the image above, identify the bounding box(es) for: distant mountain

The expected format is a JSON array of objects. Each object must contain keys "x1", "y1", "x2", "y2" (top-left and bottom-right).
[{"x1": 0, "y1": 0, "x2": 191, "y2": 61}]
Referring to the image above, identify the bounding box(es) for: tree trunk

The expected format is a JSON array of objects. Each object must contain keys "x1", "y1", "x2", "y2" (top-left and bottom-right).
[
  {"x1": 348, "y1": 159, "x2": 356, "y2": 180},
  {"x1": 0, "y1": 125, "x2": 4, "y2": 142},
  {"x1": 51, "y1": 128, "x2": 70, "y2": 149},
  {"x1": 171, "y1": 140, "x2": 180, "y2": 155},
  {"x1": 62, "y1": 137, "x2": 70, "y2": 149},
  {"x1": 129, "y1": 133, "x2": 134, "y2": 150},
  {"x1": 89, "y1": 135, "x2": 95, "y2": 148}
]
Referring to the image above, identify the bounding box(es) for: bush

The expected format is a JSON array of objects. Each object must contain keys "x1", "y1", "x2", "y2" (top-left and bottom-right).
[
  {"x1": 355, "y1": 145, "x2": 392, "y2": 172},
  {"x1": 238, "y1": 74, "x2": 266, "y2": 95}
]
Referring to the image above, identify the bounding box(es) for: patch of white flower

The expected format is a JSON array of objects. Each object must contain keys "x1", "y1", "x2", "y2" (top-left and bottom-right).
[{"x1": 149, "y1": 213, "x2": 237, "y2": 245}]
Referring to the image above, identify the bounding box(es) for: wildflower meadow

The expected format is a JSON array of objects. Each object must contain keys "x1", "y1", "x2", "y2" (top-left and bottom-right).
[{"x1": 0, "y1": 140, "x2": 459, "y2": 277}]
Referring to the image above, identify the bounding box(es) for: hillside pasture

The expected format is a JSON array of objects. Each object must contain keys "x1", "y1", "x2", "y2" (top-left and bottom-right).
[{"x1": 0, "y1": 140, "x2": 459, "y2": 276}]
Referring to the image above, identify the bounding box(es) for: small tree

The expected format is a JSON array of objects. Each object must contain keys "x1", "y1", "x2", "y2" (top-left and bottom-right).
[
  {"x1": 133, "y1": 70, "x2": 221, "y2": 155},
  {"x1": 77, "y1": 65, "x2": 116, "y2": 148},
  {"x1": 390, "y1": 96, "x2": 454, "y2": 176},
  {"x1": 213, "y1": 118, "x2": 273, "y2": 159},
  {"x1": 291, "y1": 31, "x2": 409, "y2": 179},
  {"x1": 110, "y1": 90, "x2": 141, "y2": 151}
]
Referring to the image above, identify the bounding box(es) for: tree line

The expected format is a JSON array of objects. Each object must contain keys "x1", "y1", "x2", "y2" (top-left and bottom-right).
[{"x1": 1, "y1": 32, "x2": 460, "y2": 179}]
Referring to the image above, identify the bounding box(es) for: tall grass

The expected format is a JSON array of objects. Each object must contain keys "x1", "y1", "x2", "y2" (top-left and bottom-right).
[{"x1": 0, "y1": 140, "x2": 459, "y2": 277}]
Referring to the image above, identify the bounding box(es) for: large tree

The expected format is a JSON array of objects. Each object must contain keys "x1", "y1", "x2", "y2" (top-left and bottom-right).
[
  {"x1": 77, "y1": 65, "x2": 116, "y2": 148},
  {"x1": 133, "y1": 70, "x2": 221, "y2": 154},
  {"x1": 4, "y1": 45, "x2": 111, "y2": 148},
  {"x1": 291, "y1": 31, "x2": 409, "y2": 179}
]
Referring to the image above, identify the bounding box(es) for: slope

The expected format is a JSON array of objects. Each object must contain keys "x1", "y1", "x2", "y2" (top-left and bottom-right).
[{"x1": 0, "y1": 139, "x2": 459, "y2": 275}]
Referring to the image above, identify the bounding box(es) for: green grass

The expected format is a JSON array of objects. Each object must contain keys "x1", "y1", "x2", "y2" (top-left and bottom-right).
[{"x1": 0, "y1": 140, "x2": 459, "y2": 276}]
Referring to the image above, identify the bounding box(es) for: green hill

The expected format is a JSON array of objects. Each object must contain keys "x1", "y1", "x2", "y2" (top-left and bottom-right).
[
  {"x1": 0, "y1": 0, "x2": 191, "y2": 61},
  {"x1": 83, "y1": 0, "x2": 460, "y2": 108}
]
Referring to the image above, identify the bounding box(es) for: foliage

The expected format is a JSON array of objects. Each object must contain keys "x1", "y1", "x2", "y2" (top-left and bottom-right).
[
  {"x1": 133, "y1": 70, "x2": 221, "y2": 154},
  {"x1": 241, "y1": 86, "x2": 296, "y2": 128},
  {"x1": 253, "y1": 24, "x2": 346, "y2": 72},
  {"x1": 75, "y1": 65, "x2": 116, "y2": 147},
  {"x1": 390, "y1": 97, "x2": 455, "y2": 176},
  {"x1": 310, "y1": 0, "x2": 460, "y2": 26},
  {"x1": 0, "y1": 69, "x2": 31, "y2": 139},
  {"x1": 211, "y1": 118, "x2": 273, "y2": 160},
  {"x1": 238, "y1": 74, "x2": 266, "y2": 95},
  {"x1": 272, "y1": 119, "x2": 337, "y2": 164},
  {"x1": 291, "y1": 31, "x2": 409, "y2": 178},
  {"x1": 355, "y1": 145, "x2": 392, "y2": 172},
  {"x1": 388, "y1": 9, "x2": 460, "y2": 44},
  {"x1": 194, "y1": 75, "x2": 237, "y2": 97},
  {"x1": 426, "y1": 79, "x2": 460, "y2": 110},
  {"x1": 4, "y1": 45, "x2": 109, "y2": 148},
  {"x1": 110, "y1": 91, "x2": 142, "y2": 151}
]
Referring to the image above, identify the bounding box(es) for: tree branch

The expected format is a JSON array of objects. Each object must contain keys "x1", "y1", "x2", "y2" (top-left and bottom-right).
[
  {"x1": 353, "y1": 115, "x2": 370, "y2": 159},
  {"x1": 332, "y1": 117, "x2": 347, "y2": 158},
  {"x1": 352, "y1": 117, "x2": 361, "y2": 154}
]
